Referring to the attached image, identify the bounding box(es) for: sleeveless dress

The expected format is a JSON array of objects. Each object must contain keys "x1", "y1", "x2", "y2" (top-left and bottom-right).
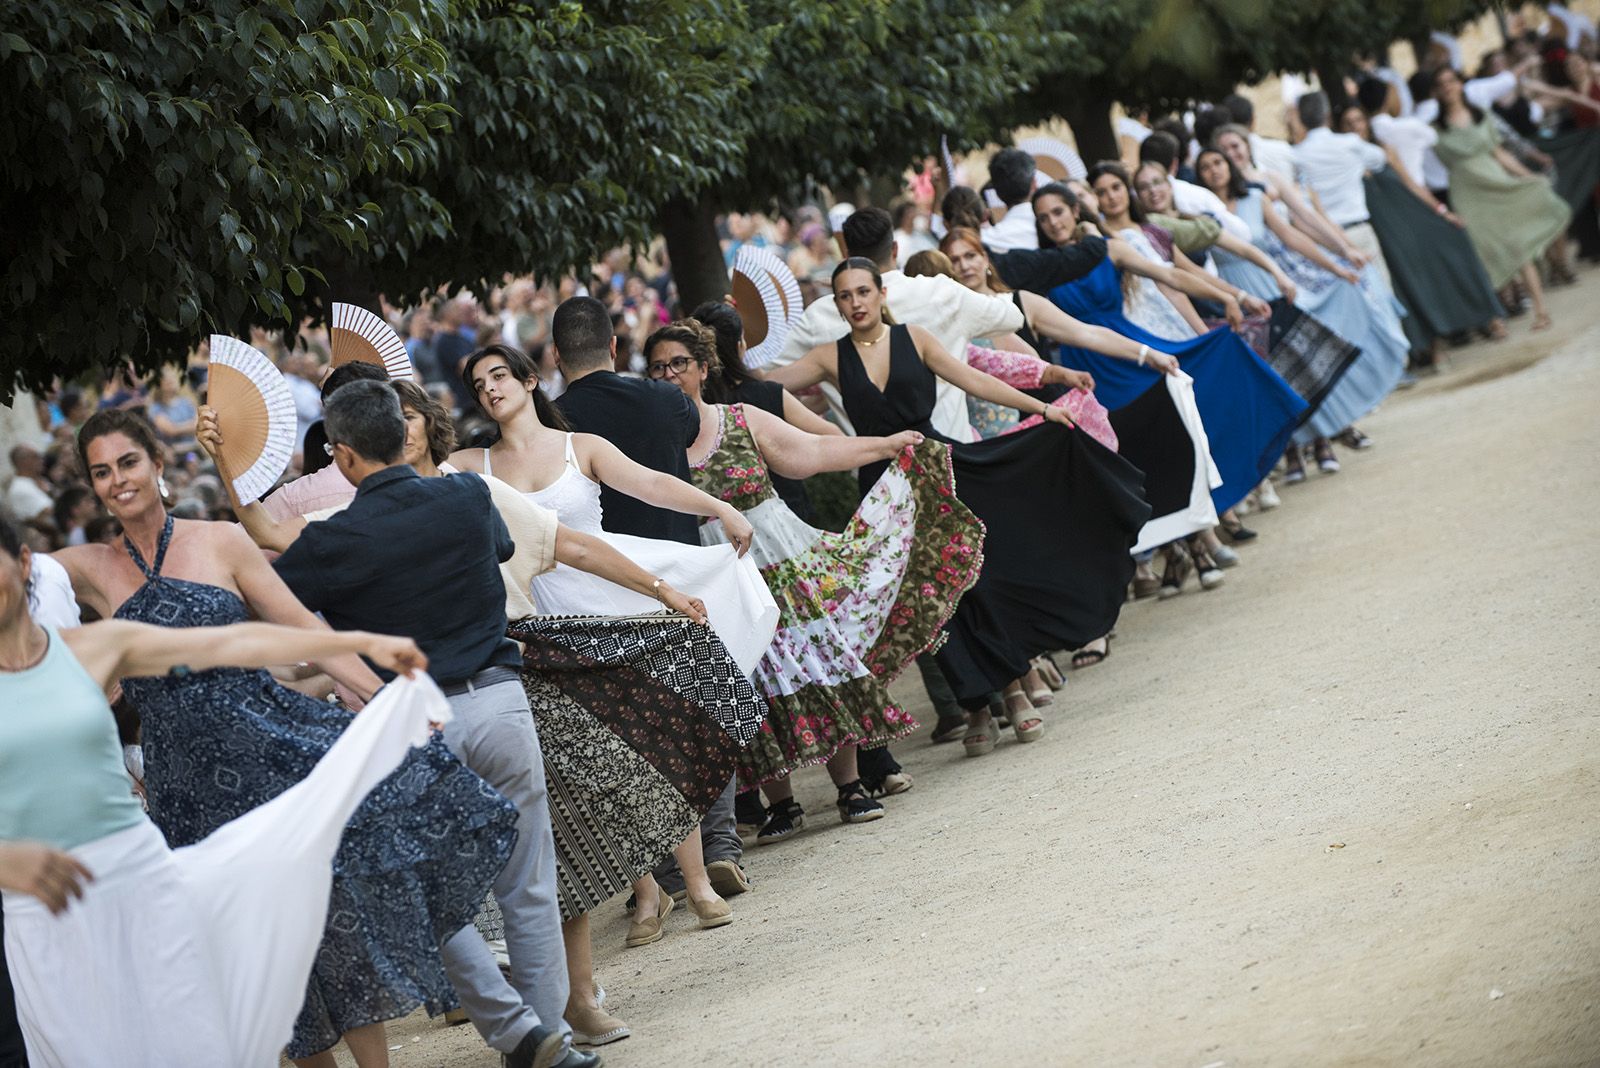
[
  {"x1": 1046, "y1": 254, "x2": 1306, "y2": 513},
  {"x1": 478, "y1": 438, "x2": 771, "y2": 917},
  {"x1": 690, "y1": 403, "x2": 981, "y2": 781},
  {"x1": 488, "y1": 438, "x2": 778, "y2": 674},
  {"x1": 836, "y1": 326, "x2": 1151, "y2": 705},
  {"x1": 1217, "y1": 188, "x2": 1409, "y2": 443},
  {"x1": 2, "y1": 629, "x2": 457, "y2": 1068},
  {"x1": 112, "y1": 517, "x2": 518, "y2": 1059}
]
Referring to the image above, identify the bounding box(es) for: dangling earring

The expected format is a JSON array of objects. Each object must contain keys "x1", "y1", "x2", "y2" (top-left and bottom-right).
[{"x1": 158, "y1": 475, "x2": 170, "y2": 499}]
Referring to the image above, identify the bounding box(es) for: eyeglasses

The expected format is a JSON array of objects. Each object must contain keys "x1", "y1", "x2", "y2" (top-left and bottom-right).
[{"x1": 646, "y1": 356, "x2": 694, "y2": 380}]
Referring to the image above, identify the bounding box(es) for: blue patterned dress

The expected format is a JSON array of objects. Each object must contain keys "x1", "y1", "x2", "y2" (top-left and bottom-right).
[{"x1": 114, "y1": 517, "x2": 518, "y2": 1058}]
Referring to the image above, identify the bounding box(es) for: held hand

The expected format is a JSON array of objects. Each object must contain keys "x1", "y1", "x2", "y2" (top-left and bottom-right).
[
  {"x1": 1276, "y1": 276, "x2": 1298, "y2": 305},
  {"x1": 1336, "y1": 265, "x2": 1362, "y2": 286},
  {"x1": 1147, "y1": 351, "x2": 1181, "y2": 375},
  {"x1": 1241, "y1": 294, "x2": 1272, "y2": 319},
  {"x1": 1445, "y1": 210, "x2": 1465, "y2": 228},
  {"x1": 1223, "y1": 295, "x2": 1244, "y2": 331},
  {"x1": 885, "y1": 430, "x2": 925, "y2": 456},
  {"x1": 196, "y1": 406, "x2": 223, "y2": 461},
  {"x1": 1059, "y1": 368, "x2": 1095, "y2": 392},
  {"x1": 659, "y1": 585, "x2": 708, "y2": 626},
  {"x1": 1343, "y1": 247, "x2": 1371, "y2": 268},
  {"x1": 1041, "y1": 405, "x2": 1076, "y2": 428},
  {"x1": 361, "y1": 634, "x2": 429, "y2": 678},
  {"x1": 719, "y1": 507, "x2": 754, "y2": 558},
  {"x1": 0, "y1": 841, "x2": 95, "y2": 915}
]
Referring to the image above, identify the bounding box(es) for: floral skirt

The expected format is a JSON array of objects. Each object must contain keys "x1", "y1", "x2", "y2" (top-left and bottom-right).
[{"x1": 704, "y1": 441, "x2": 984, "y2": 786}]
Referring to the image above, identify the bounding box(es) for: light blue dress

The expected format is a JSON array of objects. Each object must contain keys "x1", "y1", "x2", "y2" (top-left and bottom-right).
[{"x1": 1214, "y1": 189, "x2": 1408, "y2": 442}]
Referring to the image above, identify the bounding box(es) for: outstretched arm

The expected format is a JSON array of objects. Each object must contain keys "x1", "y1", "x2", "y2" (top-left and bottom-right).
[
  {"x1": 741, "y1": 404, "x2": 923, "y2": 480},
  {"x1": 1212, "y1": 230, "x2": 1298, "y2": 302},
  {"x1": 552, "y1": 526, "x2": 707, "y2": 625},
  {"x1": 62, "y1": 618, "x2": 426, "y2": 692},
  {"x1": 779, "y1": 389, "x2": 843, "y2": 436},
  {"x1": 911, "y1": 326, "x2": 1077, "y2": 425},
  {"x1": 762, "y1": 344, "x2": 835, "y2": 391},
  {"x1": 1262, "y1": 200, "x2": 1359, "y2": 282},
  {"x1": 1016, "y1": 292, "x2": 1179, "y2": 374},
  {"x1": 197, "y1": 406, "x2": 310, "y2": 553},
  {"x1": 579, "y1": 434, "x2": 753, "y2": 556}
]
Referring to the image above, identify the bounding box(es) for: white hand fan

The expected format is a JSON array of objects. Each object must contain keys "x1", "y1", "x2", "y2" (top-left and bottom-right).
[
  {"x1": 330, "y1": 302, "x2": 415, "y2": 380},
  {"x1": 206, "y1": 335, "x2": 298, "y2": 504},
  {"x1": 940, "y1": 134, "x2": 958, "y2": 190},
  {"x1": 1017, "y1": 135, "x2": 1088, "y2": 183},
  {"x1": 731, "y1": 246, "x2": 801, "y2": 369}
]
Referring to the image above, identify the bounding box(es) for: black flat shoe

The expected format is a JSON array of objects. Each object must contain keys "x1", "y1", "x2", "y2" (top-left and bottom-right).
[
  {"x1": 503, "y1": 1025, "x2": 569, "y2": 1068},
  {"x1": 835, "y1": 780, "x2": 885, "y2": 824},
  {"x1": 755, "y1": 799, "x2": 804, "y2": 845}
]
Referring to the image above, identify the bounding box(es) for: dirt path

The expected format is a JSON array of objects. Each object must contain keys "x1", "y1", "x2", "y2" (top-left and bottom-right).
[{"x1": 354, "y1": 281, "x2": 1600, "y2": 1068}]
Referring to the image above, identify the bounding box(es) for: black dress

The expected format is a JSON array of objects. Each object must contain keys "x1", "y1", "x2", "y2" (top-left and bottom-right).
[
  {"x1": 734, "y1": 378, "x2": 815, "y2": 521},
  {"x1": 837, "y1": 325, "x2": 1150, "y2": 706}
]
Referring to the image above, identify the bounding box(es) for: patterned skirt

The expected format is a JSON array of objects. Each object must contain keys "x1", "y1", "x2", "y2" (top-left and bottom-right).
[{"x1": 507, "y1": 613, "x2": 765, "y2": 919}]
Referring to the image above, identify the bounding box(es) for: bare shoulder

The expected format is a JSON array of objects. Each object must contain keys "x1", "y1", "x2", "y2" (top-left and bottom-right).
[{"x1": 447, "y1": 447, "x2": 486, "y2": 473}]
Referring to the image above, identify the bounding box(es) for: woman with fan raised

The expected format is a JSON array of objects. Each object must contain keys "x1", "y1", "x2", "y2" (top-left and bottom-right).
[
  {"x1": 50, "y1": 407, "x2": 519, "y2": 1068},
  {"x1": 765, "y1": 260, "x2": 1152, "y2": 756}
]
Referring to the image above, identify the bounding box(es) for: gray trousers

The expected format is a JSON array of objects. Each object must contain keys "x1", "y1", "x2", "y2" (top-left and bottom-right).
[
  {"x1": 652, "y1": 776, "x2": 741, "y2": 893},
  {"x1": 438, "y1": 678, "x2": 569, "y2": 1052}
]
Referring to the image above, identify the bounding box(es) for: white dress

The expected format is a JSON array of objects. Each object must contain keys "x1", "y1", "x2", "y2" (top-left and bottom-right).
[
  {"x1": 487, "y1": 438, "x2": 777, "y2": 675},
  {"x1": 2, "y1": 673, "x2": 452, "y2": 1068},
  {"x1": 1118, "y1": 227, "x2": 1200, "y2": 340}
]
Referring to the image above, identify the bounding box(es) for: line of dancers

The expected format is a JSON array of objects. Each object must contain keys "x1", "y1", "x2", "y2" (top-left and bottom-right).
[{"x1": 0, "y1": 74, "x2": 1578, "y2": 1068}]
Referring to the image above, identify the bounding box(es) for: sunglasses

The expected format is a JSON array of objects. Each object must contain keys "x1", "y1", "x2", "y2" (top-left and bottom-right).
[{"x1": 646, "y1": 356, "x2": 695, "y2": 380}]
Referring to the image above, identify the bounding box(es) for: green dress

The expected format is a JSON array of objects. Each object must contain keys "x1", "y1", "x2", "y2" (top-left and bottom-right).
[{"x1": 1434, "y1": 116, "x2": 1572, "y2": 288}]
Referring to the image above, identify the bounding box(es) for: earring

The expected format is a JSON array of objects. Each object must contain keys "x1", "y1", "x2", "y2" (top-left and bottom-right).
[{"x1": 158, "y1": 475, "x2": 170, "y2": 499}]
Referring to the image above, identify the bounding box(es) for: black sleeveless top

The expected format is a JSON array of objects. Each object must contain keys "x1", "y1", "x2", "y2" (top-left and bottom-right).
[{"x1": 837, "y1": 324, "x2": 953, "y2": 491}]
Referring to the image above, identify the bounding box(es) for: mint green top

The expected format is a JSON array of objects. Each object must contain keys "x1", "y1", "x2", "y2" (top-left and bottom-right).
[{"x1": 0, "y1": 627, "x2": 147, "y2": 849}]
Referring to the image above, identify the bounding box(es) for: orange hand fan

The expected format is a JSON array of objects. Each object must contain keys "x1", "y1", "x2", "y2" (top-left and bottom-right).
[
  {"x1": 206, "y1": 335, "x2": 298, "y2": 504},
  {"x1": 330, "y1": 302, "x2": 415, "y2": 380}
]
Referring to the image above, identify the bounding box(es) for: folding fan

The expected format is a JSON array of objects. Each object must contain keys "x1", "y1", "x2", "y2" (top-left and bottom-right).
[
  {"x1": 206, "y1": 335, "x2": 298, "y2": 504},
  {"x1": 940, "y1": 134, "x2": 958, "y2": 190},
  {"x1": 1016, "y1": 135, "x2": 1088, "y2": 183},
  {"x1": 330, "y1": 302, "x2": 415, "y2": 380},
  {"x1": 731, "y1": 245, "x2": 801, "y2": 369}
]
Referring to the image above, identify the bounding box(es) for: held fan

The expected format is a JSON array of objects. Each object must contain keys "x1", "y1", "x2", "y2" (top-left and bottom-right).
[
  {"x1": 205, "y1": 335, "x2": 298, "y2": 504},
  {"x1": 731, "y1": 245, "x2": 802, "y2": 370},
  {"x1": 330, "y1": 302, "x2": 415, "y2": 380},
  {"x1": 1016, "y1": 135, "x2": 1088, "y2": 183}
]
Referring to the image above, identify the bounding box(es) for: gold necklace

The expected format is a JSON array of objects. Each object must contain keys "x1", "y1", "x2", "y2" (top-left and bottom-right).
[{"x1": 857, "y1": 326, "x2": 890, "y2": 347}]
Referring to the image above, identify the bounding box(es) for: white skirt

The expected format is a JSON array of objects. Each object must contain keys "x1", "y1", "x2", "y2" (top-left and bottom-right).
[
  {"x1": 3, "y1": 674, "x2": 452, "y2": 1068},
  {"x1": 529, "y1": 533, "x2": 778, "y2": 675}
]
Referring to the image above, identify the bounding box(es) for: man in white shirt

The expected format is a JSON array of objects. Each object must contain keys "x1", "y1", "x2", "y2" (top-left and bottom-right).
[
  {"x1": 3, "y1": 445, "x2": 52, "y2": 530},
  {"x1": 1292, "y1": 90, "x2": 1394, "y2": 287},
  {"x1": 770, "y1": 206, "x2": 1024, "y2": 442},
  {"x1": 981, "y1": 148, "x2": 1040, "y2": 253},
  {"x1": 1221, "y1": 93, "x2": 1296, "y2": 179},
  {"x1": 1361, "y1": 78, "x2": 1437, "y2": 187}
]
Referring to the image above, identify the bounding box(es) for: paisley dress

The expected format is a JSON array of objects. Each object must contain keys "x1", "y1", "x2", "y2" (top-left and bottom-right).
[
  {"x1": 114, "y1": 517, "x2": 518, "y2": 1059},
  {"x1": 690, "y1": 403, "x2": 982, "y2": 784}
]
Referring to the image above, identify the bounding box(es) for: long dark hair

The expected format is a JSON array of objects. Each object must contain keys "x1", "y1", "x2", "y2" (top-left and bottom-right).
[
  {"x1": 462, "y1": 343, "x2": 568, "y2": 431},
  {"x1": 688, "y1": 301, "x2": 756, "y2": 404},
  {"x1": 1086, "y1": 160, "x2": 1146, "y2": 225},
  {"x1": 1031, "y1": 182, "x2": 1079, "y2": 249},
  {"x1": 1195, "y1": 148, "x2": 1250, "y2": 200},
  {"x1": 1430, "y1": 67, "x2": 1485, "y2": 130}
]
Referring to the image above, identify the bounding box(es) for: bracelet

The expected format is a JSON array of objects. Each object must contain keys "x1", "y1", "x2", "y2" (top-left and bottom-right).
[
  {"x1": 651, "y1": 578, "x2": 664, "y2": 603},
  {"x1": 1137, "y1": 343, "x2": 1149, "y2": 366}
]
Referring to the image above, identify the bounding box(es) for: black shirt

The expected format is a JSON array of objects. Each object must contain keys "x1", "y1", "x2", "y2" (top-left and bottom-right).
[
  {"x1": 555, "y1": 370, "x2": 701, "y2": 545},
  {"x1": 273, "y1": 465, "x2": 519, "y2": 685},
  {"x1": 988, "y1": 236, "x2": 1108, "y2": 295}
]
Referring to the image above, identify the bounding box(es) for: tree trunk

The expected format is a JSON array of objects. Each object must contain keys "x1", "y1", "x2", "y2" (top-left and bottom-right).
[
  {"x1": 1060, "y1": 93, "x2": 1118, "y2": 169},
  {"x1": 658, "y1": 194, "x2": 729, "y2": 314},
  {"x1": 1316, "y1": 64, "x2": 1351, "y2": 113}
]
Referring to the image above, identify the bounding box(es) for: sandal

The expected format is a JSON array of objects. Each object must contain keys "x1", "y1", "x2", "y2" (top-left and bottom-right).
[
  {"x1": 1071, "y1": 635, "x2": 1110, "y2": 669},
  {"x1": 1004, "y1": 691, "x2": 1044, "y2": 743},
  {"x1": 1023, "y1": 666, "x2": 1053, "y2": 706},
  {"x1": 1282, "y1": 445, "x2": 1306, "y2": 485},
  {"x1": 963, "y1": 715, "x2": 999, "y2": 758},
  {"x1": 755, "y1": 798, "x2": 805, "y2": 845},
  {"x1": 1158, "y1": 543, "x2": 1191, "y2": 600},
  {"x1": 1218, "y1": 514, "x2": 1257, "y2": 543},
  {"x1": 1532, "y1": 311, "x2": 1553, "y2": 332},
  {"x1": 835, "y1": 779, "x2": 886, "y2": 824},
  {"x1": 1034, "y1": 656, "x2": 1065, "y2": 690},
  {"x1": 1188, "y1": 538, "x2": 1226, "y2": 590}
]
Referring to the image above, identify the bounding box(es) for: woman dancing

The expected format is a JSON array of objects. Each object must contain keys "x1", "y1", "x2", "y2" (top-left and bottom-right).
[
  {"x1": 0, "y1": 515, "x2": 455, "y2": 1067},
  {"x1": 52, "y1": 410, "x2": 518, "y2": 1068},
  {"x1": 768, "y1": 261, "x2": 1151, "y2": 754}
]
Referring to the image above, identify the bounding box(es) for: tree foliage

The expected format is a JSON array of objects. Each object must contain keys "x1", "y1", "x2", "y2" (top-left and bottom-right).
[{"x1": 0, "y1": 0, "x2": 453, "y2": 397}]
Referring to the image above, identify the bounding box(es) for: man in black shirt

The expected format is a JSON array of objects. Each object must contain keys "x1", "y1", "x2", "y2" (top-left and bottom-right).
[
  {"x1": 551, "y1": 296, "x2": 702, "y2": 546},
  {"x1": 549, "y1": 295, "x2": 751, "y2": 900},
  {"x1": 274, "y1": 381, "x2": 597, "y2": 1068}
]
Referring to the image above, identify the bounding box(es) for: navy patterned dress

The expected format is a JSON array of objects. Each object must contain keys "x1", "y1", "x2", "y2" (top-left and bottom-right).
[{"x1": 115, "y1": 517, "x2": 518, "y2": 1058}]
